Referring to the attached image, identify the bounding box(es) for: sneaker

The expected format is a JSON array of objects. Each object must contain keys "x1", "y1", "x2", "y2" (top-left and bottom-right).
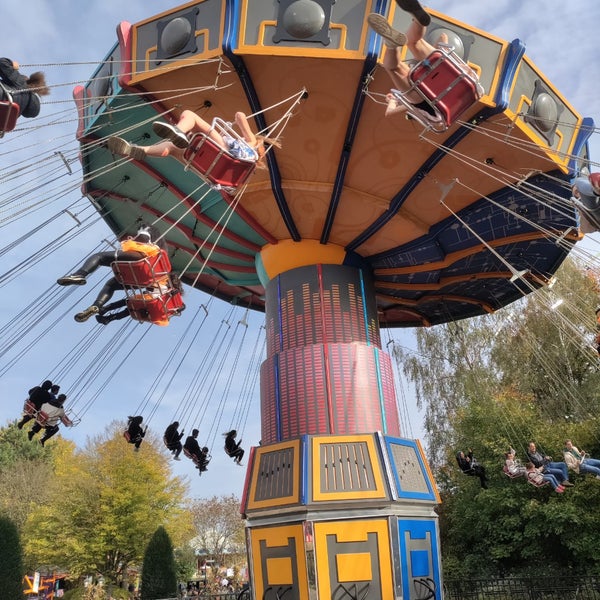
[
  {"x1": 28, "y1": 431, "x2": 34, "y2": 441},
  {"x1": 57, "y1": 274, "x2": 87, "y2": 286},
  {"x1": 106, "y1": 136, "x2": 146, "y2": 160},
  {"x1": 134, "y1": 446, "x2": 140, "y2": 452},
  {"x1": 562, "y1": 481, "x2": 574, "y2": 487},
  {"x1": 173, "y1": 456, "x2": 181, "y2": 461},
  {"x1": 367, "y1": 14, "x2": 406, "y2": 47},
  {"x1": 395, "y1": 0, "x2": 431, "y2": 27},
  {"x1": 152, "y1": 121, "x2": 189, "y2": 149},
  {"x1": 555, "y1": 486, "x2": 564, "y2": 493},
  {"x1": 95, "y1": 314, "x2": 112, "y2": 325},
  {"x1": 596, "y1": 475, "x2": 600, "y2": 480},
  {"x1": 75, "y1": 305, "x2": 100, "y2": 323}
]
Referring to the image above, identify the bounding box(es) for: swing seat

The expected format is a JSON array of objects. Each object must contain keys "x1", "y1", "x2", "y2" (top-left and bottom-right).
[
  {"x1": 183, "y1": 447, "x2": 200, "y2": 464},
  {"x1": 527, "y1": 474, "x2": 550, "y2": 488},
  {"x1": 111, "y1": 249, "x2": 171, "y2": 287},
  {"x1": 126, "y1": 290, "x2": 185, "y2": 325},
  {"x1": 123, "y1": 430, "x2": 131, "y2": 442},
  {"x1": 0, "y1": 83, "x2": 20, "y2": 136},
  {"x1": 35, "y1": 411, "x2": 49, "y2": 427},
  {"x1": 391, "y1": 45, "x2": 483, "y2": 132},
  {"x1": 0, "y1": 100, "x2": 19, "y2": 136},
  {"x1": 503, "y1": 465, "x2": 524, "y2": 479},
  {"x1": 24, "y1": 400, "x2": 37, "y2": 416},
  {"x1": 183, "y1": 117, "x2": 257, "y2": 190}
]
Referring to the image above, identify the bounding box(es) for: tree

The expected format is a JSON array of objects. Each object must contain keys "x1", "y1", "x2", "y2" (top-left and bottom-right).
[
  {"x1": 0, "y1": 515, "x2": 24, "y2": 600},
  {"x1": 141, "y1": 526, "x2": 178, "y2": 600},
  {"x1": 24, "y1": 422, "x2": 194, "y2": 584},
  {"x1": 190, "y1": 495, "x2": 246, "y2": 566},
  {"x1": 393, "y1": 256, "x2": 600, "y2": 577},
  {"x1": 0, "y1": 424, "x2": 55, "y2": 532}
]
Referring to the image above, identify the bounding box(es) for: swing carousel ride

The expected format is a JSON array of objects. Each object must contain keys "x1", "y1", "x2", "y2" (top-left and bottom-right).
[{"x1": 1, "y1": 0, "x2": 597, "y2": 599}]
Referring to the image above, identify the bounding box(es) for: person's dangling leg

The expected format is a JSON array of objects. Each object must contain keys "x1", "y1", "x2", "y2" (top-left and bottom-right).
[
  {"x1": 40, "y1": 424, "x2": 59, "y2": 446},
  {"x1": 75, "y1": 277, "x2": 125, "y2": 323},
  {"x1": 395, "y1": 0, "x2": 431, "y2": 27},
  {"x1": 57, "y1": 251, "x2": 115, "y2": 286}
]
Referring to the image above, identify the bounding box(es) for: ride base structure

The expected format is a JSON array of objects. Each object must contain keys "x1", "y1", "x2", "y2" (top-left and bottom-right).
[{"x1": 74, "y1": 1, "x2": 592, "y2": 599}]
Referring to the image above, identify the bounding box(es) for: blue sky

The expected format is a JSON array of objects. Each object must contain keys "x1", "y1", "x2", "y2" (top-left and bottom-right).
[{"x1": 1, "y1": 0, "x2": 599, "y2": 499}]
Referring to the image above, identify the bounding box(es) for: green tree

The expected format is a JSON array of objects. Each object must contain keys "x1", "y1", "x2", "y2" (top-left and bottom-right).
[
  {"x1": 141, "y1": 526, "x2": 178, "y2": 600},
  {"x1": 0, "y1": 425, "x2": 55, "y2": 532},
  {"x1": 0, "y1": 515, "x2": 24, "y2": 600},
  {"x1": 394, "y1": 256, "x2": 600, "y2": 577},
  {"x1": 24, "y1": 422, "x2": 194, "y2": 584}
]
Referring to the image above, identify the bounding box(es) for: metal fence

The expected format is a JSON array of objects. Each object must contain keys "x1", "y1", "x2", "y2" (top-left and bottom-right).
[{"x1": 444, "y1": 577, "x2": 600, "y2": 600}]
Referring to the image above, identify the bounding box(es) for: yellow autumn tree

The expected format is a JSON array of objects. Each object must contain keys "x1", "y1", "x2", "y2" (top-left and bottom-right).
[{"x1": 24, "y1": 421, "x2": 194, "y2": 584}]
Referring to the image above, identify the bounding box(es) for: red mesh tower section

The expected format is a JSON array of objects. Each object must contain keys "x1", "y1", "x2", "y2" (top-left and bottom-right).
[
  {"x1": 260, "y1": 264, "x2": 401, "y2": 443},
  {"x1": 260, "y1": 359, "x2": 278, "y2": 443}
]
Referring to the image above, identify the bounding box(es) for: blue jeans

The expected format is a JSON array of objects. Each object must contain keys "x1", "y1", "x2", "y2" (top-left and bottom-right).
[
  {"x1": 581, "y1": 459, "x2": 600, "y2": 476},
  {"x1": 542, "y1": 473, "x2": 561, "y2": 490},
  {"x1": 543, "y1": 461, "x2": 568, "y2": 482}
]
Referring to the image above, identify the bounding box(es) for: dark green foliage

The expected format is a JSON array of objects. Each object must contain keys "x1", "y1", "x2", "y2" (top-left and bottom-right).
[
  {"x1": 140, "y1": 526, "x2": 178, "y2": 600},
  {"x1": 394, "y1": 257, "x2": 600, "y2": 578},
  {"x1": 0, "y1": 515, "x2": 24, "y2": 600}
]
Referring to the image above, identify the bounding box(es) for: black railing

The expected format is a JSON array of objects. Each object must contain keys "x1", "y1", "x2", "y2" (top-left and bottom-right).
[{"x1": 444, "y1": 577, "x2": 600, "y2": 600}]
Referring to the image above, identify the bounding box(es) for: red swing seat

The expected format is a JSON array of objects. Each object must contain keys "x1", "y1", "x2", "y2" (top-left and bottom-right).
[
  {"x1": 526, "y1": 474, "x2": 550, "y2": 488},
  {"x1": 391, "y1": 45, "x2": 484, "y2": 132},
  {"x1": 111, "y1": 249, "x2": 171, "y2": 287},
  {"x1": 183, "y1": 447, "x2": 200, "y2": 465},
  {"x1": 126, "y1": 290, "x2": 185, "y2": 325},
  {"x1": 35, "y1": 410, "x2": 49, "y2": 427},
  {"x1": 24, "y1": 400, "x2": 37, "y2": 416},
  {"x1": 183, "y1": 117, "x2": 257, "y2": 191},
  {"x1": 503, "y1": 465, "x2": 524, "y2": 479},
  {"x1": 0, "y1": 84, "x2": 20, "y2": 136},
  {"x1": 123, "y1": 430, "x2": 131, "y2": 442}
]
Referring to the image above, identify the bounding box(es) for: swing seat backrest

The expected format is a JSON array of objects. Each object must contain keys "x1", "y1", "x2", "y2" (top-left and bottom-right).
[
  {"x1": 0, "y1": 84, "x2": 20, "y2": 136},
  {"x1": 393, "y1": 46, "x2": 483, "y2": 132},
  {"x1": 183, "y1": 447, "x2": 199, "y2": 464},
  {"x1": 36, "y1": 410, "x2": 49, "y2": 427},
  {"x1": 183, "y1": 117, "x2": 257, "y2": 190},
  {"x1": 126, "y1": 290, "x2": 184, "y2": 325},
  {"x1": 111, "y1": 249, "x2": 171, "y2": 287},
  {"x1": 526, "y1": 473, "x2": 549, "y2": 488},
  {"x1": 503, "y1": 465, "x2": 523, "y2": 479},
  {"x1": 24, "y1": 400, "x2": 37, "y2": 416}
]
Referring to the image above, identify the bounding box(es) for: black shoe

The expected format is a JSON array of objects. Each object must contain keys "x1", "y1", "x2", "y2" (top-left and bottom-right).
[
  {"x1": 28, "y1": 431, "x2": 34, "y2": 441},
  {"x1": 95, "y1": 314, "x2": 113, "y2": 325},
  {"x1": 17, "y1": 420, "x2": 24, "y2": 429},
  {"x1": 57, "y1": 273, "x2": 87, "y2": 286},
  {"x1": 152, "y1": 121, "x2": 189, "y2": 149},
  {"x1": 75, "y1": 305, "x2": 100, "y2": 323},
  {"x1": 396, "y1": 0, "x2": 431, "y2": 26}
]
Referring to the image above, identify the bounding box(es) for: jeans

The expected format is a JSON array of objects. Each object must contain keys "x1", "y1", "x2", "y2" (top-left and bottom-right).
[
  {"x1": 580, "y1": 458, "x2": 600, "y2": 476},
  {"x1": 542, "y1": 473, "x2": 561, "y2": 490},
  {"x1": 543, "y1": 461, "x2": 568, "y2": 482}
]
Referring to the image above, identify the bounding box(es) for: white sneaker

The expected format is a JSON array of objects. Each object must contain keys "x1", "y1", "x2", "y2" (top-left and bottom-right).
[{"x1": 173, "y1": 456, "x2": 181, "y2": 461}]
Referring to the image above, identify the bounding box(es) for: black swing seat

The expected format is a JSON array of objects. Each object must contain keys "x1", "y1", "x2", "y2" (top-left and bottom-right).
[
  {"x1": 183, "y1": 117, "x2": 258, "y2": 193},
  {"x1": 0, "y1": 83, "x2": 20, "y2": 137},
  {"x1": 391, "y1": 44, "x2": 484, "y2": 133}
]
